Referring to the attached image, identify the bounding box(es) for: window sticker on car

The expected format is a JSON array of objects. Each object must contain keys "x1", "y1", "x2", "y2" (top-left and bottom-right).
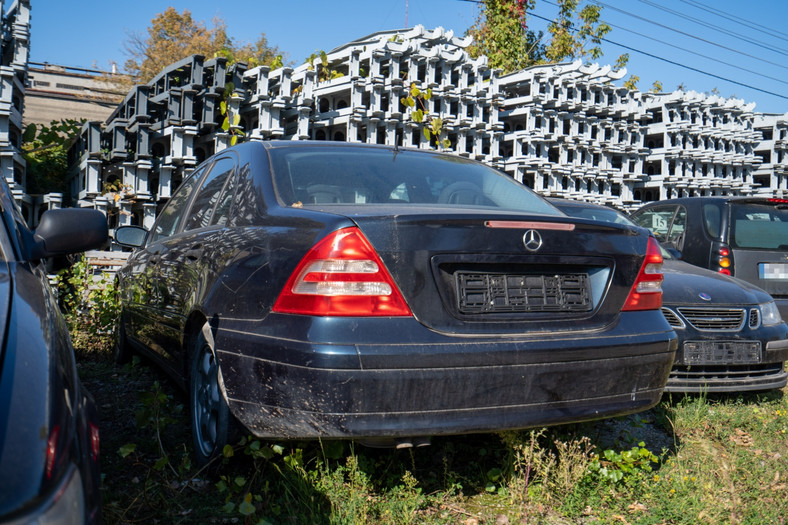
[{"x1": 759, "y1": 263, "x2": 788, "y2": 280}]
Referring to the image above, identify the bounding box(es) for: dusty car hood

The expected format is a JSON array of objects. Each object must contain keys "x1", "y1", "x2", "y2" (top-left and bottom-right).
[{"x1": 663, "y1": 259, "x2": 771, "y2": 306}]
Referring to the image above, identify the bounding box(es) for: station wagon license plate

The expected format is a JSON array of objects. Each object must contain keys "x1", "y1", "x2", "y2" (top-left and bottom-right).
[
  {"x1": 759, "y1": 263, "x2": 788, "y2": 280},
  {"x1": 683, "y1": 341, "x2": 761, "y2": 365}
]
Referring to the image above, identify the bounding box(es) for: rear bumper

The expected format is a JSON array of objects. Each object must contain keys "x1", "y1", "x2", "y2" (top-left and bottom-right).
[
  {"x1": 215, "y1": 311, "x2": 677, "y2": 439},
  {"x1": 666, "y1": 337, "x2": 788, "y2": 393}
]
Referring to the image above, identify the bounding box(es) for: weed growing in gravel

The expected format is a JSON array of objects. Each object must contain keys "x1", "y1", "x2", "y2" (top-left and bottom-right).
[{"x1": 56, "y1": 255, "x2": 119, "y2": 355}]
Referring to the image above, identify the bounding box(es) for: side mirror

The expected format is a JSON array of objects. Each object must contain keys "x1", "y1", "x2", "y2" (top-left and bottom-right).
[
  {"x1": 115, "y1": 225, "x2": 148, "y2": 248},
  {"x1": 30, "y1": 209, "x2": 108, "y2": 259}
]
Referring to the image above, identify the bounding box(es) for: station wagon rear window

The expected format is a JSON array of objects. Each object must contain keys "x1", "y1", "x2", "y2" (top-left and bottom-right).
[
  {"x1": 730, "y1": 202, "x2": 788, "y2": 250},
  {"x1": 269, "y1": 146, "x2": 562, "y2": 216}
]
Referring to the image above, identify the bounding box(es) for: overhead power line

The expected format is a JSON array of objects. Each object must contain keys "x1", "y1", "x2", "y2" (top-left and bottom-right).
[
  {"x1": 551, "y1": 5, "x2": 788, "y2": 86},
  {"x1": 637, "y1": 0, "x2": 788, "y2": 57},
  {"x1": 590, "y1": 0, "x2": 788, "y2": 72},
  {"x1": 601, "y1": 35, "x2": 788, "y2": 100},
  {"x1": 459, "y1": 0, "x2": 788, "y2": 100},
  {"x1": 680, "y1": 0, "x2": 788, "y2": 45},
  {"x1": 528, "y1": 8, "x2": 788, "y2": 100}
]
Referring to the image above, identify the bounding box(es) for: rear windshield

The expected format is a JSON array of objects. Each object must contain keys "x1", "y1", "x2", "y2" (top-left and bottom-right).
[
  {"x1": 269, "y1": 146, "x2": 561, "y2": 216},
  {"x1": 730, "y1": 202, "x2": 788, "y2": 249},
  {"x1": 557, "y1": 204, "x2": 636, "y2": 227}
]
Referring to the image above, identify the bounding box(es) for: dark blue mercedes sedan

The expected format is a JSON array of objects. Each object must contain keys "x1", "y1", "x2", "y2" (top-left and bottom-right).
[{"x1": 114, "y1": 141, "x2": 677, "y2": 465}]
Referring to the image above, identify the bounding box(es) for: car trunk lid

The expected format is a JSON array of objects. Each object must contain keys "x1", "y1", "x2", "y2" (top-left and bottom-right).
[{"x1": 341, "y1": 208, "x2": 651, "y2": 335}]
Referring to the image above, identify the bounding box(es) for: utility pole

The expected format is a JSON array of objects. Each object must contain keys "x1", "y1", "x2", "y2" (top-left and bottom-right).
[{"x1": 405, "y1": 0, "x2": 409, "y2": 28}]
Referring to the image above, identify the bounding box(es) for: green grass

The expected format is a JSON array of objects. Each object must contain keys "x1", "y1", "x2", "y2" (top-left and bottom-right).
[{"x1": 78, "y1": 350, "x2": 788, "y2": 525}]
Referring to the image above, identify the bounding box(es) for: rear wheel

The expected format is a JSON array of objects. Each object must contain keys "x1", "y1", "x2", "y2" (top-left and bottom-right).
[{"x1": 189, "y1": 322, "x2": 234, "y2": 467}]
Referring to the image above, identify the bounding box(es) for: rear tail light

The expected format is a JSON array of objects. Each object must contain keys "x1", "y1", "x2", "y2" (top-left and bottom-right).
[
  {"x1": 712, "y1": 242, "x2": 733, "y2": 276},
  {"x1": 273, "y1": 227, "x2": 412, "y2": 317},
  {"x1": 622, "y1": 237, "x2": 663, "y2": 311},
  {"x1": 45, "y1": 425, "x2": 61, "y2": 479},
  {"x1": 89, "y1": 422, "x2": 100, "y2": 462}
]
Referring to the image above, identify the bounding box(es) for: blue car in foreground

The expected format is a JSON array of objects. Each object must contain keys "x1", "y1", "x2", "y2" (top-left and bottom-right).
[{"x1": 0, "y1": 177, "x2": 108, "y2": 523}]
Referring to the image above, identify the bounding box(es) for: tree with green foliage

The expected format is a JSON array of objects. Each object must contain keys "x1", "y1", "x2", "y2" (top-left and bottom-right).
[
  {"x1": 22, "y1": 119, "x2": 84, "y2": 195},
  {"x1": 466, "y1": 0, "x2": 624, "y2": 74},
  {"x1": 466, "y1": 0, "x2": 545, "y2": 73},
  {"x1": 545, "y1": 0, "x2": 610, "y2": 63},
  {"x1": 123, "y1": 8, "x2": 285, "y2": 84}
]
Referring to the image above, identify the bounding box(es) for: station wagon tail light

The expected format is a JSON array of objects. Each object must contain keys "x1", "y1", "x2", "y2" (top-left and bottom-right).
[
  {"x1": 713, "y1": 243, "x2": 733, "y2": 276},
  {"x1": 622, "y1": 237, "x2": 663, "y2": 311},
  {"x1": 273, "y1": 227, "x2": 413, "y2": 316}
]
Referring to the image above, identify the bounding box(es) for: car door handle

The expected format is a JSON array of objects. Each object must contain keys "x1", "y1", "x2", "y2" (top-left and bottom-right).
[{"x1": 185, "y1": 244, "x2": 203, "y2": 261}]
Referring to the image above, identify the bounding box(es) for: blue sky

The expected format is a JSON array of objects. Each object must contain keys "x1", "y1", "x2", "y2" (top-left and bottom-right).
[{"x1": 29, "y1": 0, "x2": 788, "y2": 114}]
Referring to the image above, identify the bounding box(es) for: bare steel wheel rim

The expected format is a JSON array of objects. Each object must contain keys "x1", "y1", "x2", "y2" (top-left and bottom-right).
[{"x1": 193, "y1": 342, "x2": 221, "y2": 458}]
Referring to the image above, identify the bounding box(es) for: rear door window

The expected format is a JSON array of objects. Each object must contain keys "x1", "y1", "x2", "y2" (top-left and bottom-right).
[
  {"x1": 148, "y1": 166, "x2": 206, "y2": 244},
  {"x1": 211, "y1": 167, "x2": 237, "y2": 227},
  {"x1": 702, "y1": 203, "x2": 723, "y2": 239},
  {"x1": 666, "y1": 207, "x2": 687, "y2": 250},
  {"x1": 631, "y1": 206, "x2": 677, "y2": 243},
  {"x1": 183, "y1": 156, "x2": 236, "y2": 231}
]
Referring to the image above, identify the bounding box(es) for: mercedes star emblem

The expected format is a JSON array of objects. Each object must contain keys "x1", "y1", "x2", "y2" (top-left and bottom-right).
[{"x1": 523, "y1": 229, "x2": 543, "y2": 252}]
